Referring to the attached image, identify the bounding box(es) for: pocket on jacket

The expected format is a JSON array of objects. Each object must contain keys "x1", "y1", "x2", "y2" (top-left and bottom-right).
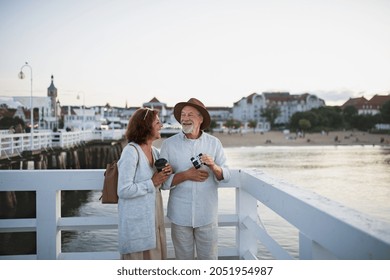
[{"x1": 125, "y1": 211, "x2": 152, "y2": 240}]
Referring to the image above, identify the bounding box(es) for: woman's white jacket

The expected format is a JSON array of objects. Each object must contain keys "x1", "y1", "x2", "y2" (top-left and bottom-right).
[{"x1": 117, "y1": 142, "x2": 159, "y2": 254}]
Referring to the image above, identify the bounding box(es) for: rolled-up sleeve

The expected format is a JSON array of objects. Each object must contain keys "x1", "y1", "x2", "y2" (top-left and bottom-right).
[{"x1": 215, "y1": 139, "x2": 231, "y2": 183}]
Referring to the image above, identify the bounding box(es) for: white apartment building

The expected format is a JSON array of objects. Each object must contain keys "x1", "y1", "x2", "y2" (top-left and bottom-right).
[{"x1": 233, "y1": 92, "x2": 325, "y2": 127}]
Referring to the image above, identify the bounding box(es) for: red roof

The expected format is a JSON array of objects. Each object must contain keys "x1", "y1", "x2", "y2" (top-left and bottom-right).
[
  {"x1": 367, "y1": 94, "x2": 390, "y2": 108},
  {"x1": 341, "y1": 97, "x2": 368, "y2": 110}
]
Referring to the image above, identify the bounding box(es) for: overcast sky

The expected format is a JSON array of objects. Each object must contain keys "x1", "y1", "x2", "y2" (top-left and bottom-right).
[{"x1": 1, "y1": 0, "x2": 389, "y2": 108}]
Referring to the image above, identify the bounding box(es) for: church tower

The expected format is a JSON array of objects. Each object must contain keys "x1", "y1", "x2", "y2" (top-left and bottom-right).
[{"x1": 47, "y1": 75, "x2": 57, "y2": 117}]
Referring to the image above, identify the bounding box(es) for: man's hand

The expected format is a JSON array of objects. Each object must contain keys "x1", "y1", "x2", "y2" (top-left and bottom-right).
[
  {"x1": 187, "y1": 167, "x2": 209, "y2": 182},
  {"x1": 201, "y1": 154, "x2": 224, "y2": 181}
]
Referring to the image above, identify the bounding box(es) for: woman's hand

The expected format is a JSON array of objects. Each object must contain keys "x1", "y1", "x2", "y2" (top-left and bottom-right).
[
  {"x1": 152, "y1": 163, "x2": 173, "y2": 187},
  {"x1": 161, "y1": 164, "x2": 173, "y2": 176}
]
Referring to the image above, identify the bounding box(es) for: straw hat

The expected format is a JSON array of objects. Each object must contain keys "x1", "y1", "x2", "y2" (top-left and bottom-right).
[{"x1": 173, "y1": 98, "x2": 211, "y2": 130}]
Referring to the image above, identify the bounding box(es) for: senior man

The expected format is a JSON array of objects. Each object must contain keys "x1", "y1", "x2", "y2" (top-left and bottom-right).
[{"x1": 160, "y1": 98, "x2": 231, "y2": 260}]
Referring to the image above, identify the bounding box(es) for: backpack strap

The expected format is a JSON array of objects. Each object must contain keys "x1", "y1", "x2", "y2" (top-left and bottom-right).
[{"x1": 129, "y1": 143, "x2": 140, "y2": 175}]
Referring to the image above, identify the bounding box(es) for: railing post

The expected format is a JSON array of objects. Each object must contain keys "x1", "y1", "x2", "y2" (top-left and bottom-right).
[
  {"x1": 299, "y1": 232, "x2": 312, "y2": 259},
  {"x1": 299, "y1": 232, "x2": 337, "y2": 260},
  {"x1": 60, "y1": 133, "x2": 64, "y2": 148},
  {"x1": 10, "y1": 136, "x2": 14, "y2": 154},
  {"x1": 22, "y1": 135, "x2": 26, "y2": 151},
  {"x1": 237, "y1": 171, "x2": 258, "y2": 259},
  {"x1": 36, "y1": 188, "x2": 61, "y2": 259},
  {"x1": 31, "y1": 134, "x2": 34, "y2": 150}
]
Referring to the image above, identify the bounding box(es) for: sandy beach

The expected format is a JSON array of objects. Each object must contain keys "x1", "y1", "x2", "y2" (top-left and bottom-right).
[{"x1": 154, "y1": 130, "x2": 390, "y2": 148}]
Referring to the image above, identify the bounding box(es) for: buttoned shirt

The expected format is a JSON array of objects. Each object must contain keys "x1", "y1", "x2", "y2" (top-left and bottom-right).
[{"x1": 160, "y1": 132, "x2": 231, "y2": 227}]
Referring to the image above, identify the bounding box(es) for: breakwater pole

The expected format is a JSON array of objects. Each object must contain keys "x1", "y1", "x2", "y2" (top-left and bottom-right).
[{"x1": 0, "y1": 140, "x2": 126, "y2": 255}]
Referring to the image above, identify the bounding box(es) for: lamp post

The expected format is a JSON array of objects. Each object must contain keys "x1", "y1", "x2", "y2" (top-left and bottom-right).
[
  {"x1": 18, "y1": 62, "x2": 33, "y2": 149},
  {"x1": 77, "y1": 91, "x2": 85, "y2": 131}
]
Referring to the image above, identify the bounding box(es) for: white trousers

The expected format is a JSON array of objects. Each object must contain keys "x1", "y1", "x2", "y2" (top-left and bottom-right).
[{"x1": 171, "y1": 222, "x2": 218, "y2": 260}]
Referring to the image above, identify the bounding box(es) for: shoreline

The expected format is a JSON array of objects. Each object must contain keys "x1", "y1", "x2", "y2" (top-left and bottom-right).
[{"x1": 154, "y1": 130, "x2": 390, "y2": 148}]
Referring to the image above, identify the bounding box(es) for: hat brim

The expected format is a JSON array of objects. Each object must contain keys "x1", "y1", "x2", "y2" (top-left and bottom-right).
[{"x1": 174, "y1": 102, "x2": 211, "y2": 130}]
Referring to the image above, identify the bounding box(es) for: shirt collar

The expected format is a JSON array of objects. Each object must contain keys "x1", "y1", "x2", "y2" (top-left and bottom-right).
[{"x1": 181, "y1": 130, "x2": 203, "y2": 141}]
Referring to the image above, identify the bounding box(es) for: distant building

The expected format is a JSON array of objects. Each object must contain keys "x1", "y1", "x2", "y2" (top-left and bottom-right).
[
  {"x1": 208, "y1": 106, "x2": 232, "y2": 121},
  {"x1": 44, "y1": 75, "x2": 62, "y2": 130},
  {"x1": 143, "y1": 97, "x2": 171, "y2": 123},
  {"x1": 0, "y1": 75, "x2": 60, "y2": 130},
  {"x1": 8, "y1": 81, "x2": 389, "y2": 134},
  {"x1": 340, "y1": 97, "x2": 369, "y2": 114},
  {"x1": 63, "y1": 106, "x2": 99, "y2": 131},
  {"x1": 47, "y1": 75, "x2": 57, "y2": 118},
  {"x1": 363, "y1": 94, "x2": 390, "y2": 115},
  {"x1": 142, "y1": 98, "x2": 233, "y2": 127},
  {"x1": 0, "y1": 99, "x2": 27, "y2": 122},
  {"x1": 341, "y1": 94, "x2": 390, "y2": 115},
  {"x1": 1, "y1": 94, "x2": 53, "y2": 130},
  {"x1": 233, "y1": 92, "x2": 325, "y2": 127}
]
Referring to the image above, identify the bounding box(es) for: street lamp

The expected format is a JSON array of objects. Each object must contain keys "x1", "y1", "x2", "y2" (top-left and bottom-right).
[
  {"x1": 18, "y1": 62, "x2": 33, "y2": 149},
  {"x1": 77, "y1": 91, "x2": 85, "y2": 131}
]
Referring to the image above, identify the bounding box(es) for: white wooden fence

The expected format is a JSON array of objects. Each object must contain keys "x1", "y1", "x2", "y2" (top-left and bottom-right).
[{"x1": 0, "y1": 169, "x2": 389, "y2": 260}]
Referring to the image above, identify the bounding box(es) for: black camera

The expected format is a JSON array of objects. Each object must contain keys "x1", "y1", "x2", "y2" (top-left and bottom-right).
[
  {"x1": 154, "y1": 158, "x2": 168, "y2": 172},
  {"x1": 190, "y1": 153, "x2": 203, "y2": 169}
]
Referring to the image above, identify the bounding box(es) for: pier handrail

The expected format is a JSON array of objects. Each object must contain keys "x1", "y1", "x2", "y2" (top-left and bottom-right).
[
  {"x1": 0, "y1": 130, "x2": 125, "y2": 159},
  {"x1": 0, "y1": 169, "x2": 389, "y2": 260}
]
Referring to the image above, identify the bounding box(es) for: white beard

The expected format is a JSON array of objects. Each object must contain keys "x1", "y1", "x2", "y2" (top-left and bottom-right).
[{"x1": 182, "y1": 124, "x2": 194, "y2": 134}]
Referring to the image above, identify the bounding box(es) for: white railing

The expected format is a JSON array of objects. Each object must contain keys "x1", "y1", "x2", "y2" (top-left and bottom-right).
[
  {"x1": 0, "y1": 130, "x2": 125, "y2": 158},
  {"x1": 0, "y1": 169, "x2": 389, "y2": 260}
]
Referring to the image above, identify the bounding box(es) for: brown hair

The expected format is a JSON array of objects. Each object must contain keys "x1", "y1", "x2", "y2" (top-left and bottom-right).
[{"x1": 125, "y1": 108, "x2": 159, "y2": 144}]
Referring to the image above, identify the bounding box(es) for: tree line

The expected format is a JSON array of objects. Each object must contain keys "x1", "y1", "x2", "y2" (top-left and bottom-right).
[{"x1": 289, "y1": 101, "x2": 390, "y2": 133}]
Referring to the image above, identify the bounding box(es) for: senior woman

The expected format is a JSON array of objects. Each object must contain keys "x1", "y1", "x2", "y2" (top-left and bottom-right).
[{"x1": 117, "y1": 107, "x2": 172, "y2": 260}]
